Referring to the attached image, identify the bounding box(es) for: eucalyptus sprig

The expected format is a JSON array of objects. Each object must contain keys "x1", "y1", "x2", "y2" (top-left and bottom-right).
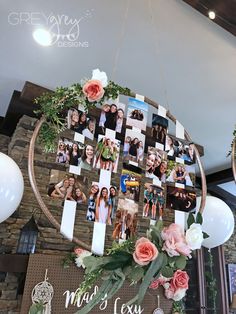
[{"x1": 34, "y1": 80, "x2": 131, "y2": 153}]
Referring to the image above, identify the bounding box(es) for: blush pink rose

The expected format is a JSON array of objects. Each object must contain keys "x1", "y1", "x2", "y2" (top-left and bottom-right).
[
  {"x1": 172, "y1": 270, "x2": 189, "y2": 290},
  {"x1": 82, "y1": 79, "x2": 105, "y2": 102},
  {"x1": 74, "y1": 248, "x2": 84, "y2": 256},
  {"x1": 165, "y1": 282, "x2": 175, "y2": 299},
  {"x1": 133, "y1": 237, "x2": 158, "y2": 266},
  {"x1": 149, "y1": 275, "x2": 169, "y2": 290},
  {"x1": 162, "y1": 223, "x2": 192, "y2": 258},
  {"x1": 161, "y1": 223, "x2": 184, "y2": 242}
]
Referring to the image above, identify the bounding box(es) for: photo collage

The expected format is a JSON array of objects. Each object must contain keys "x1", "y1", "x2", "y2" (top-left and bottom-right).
[{"x1": 49, "y1": 98, "x2": 197, "y2": 245}]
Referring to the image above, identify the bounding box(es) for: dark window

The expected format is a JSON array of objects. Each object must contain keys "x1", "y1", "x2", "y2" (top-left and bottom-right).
[{"x1": 16, "y1": 217, "x2": 38, "y2": 254}]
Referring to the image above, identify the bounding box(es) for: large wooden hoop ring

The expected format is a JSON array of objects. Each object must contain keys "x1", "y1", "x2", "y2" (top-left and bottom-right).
[{"x1": 28, "y1": 94, "x2": 207, "y2": 250}]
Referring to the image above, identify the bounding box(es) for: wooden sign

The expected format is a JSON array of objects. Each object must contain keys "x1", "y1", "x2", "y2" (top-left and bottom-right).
[{"x1": 21, "y1": 254, "x2": 173, "y2": 314}]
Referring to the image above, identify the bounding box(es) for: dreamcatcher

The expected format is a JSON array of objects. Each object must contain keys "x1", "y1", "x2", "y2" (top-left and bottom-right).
[{"x1": 29, "y1": 269, "x2": 54, "y2": 314}]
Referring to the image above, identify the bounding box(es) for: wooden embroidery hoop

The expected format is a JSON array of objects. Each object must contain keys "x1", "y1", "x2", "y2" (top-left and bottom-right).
[{"x1": 28, "y1": 93, "x2": 207, "y2": 251}]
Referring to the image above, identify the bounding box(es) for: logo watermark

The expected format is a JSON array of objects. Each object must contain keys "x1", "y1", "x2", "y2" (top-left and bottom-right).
[{"x1": 8, "y1": 11, "x2": 92, "y2": 48}]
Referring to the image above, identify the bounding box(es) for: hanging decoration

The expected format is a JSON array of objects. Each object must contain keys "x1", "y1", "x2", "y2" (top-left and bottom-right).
[
  {"x1": 28, "y1": 69, "x2": 209, "y2": 314},
  {"x1": 29, "y1": 269, "x2": 54, "y2": 314}
]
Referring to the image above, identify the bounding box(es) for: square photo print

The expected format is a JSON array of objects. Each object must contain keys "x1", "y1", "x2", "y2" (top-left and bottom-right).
[
  {"x1": 48, "y1": 170, "x2": 88, "y2": 206},
  {"x1": 98, "y1": 100, "x2": 125, "y2": 134},
  {"x1": 145, "y1": 146, "x2": 167, "y2": 184},
  {"x1": 152, "y1": 114, "x2": 168, "y2": 148},
  {"x1": 123, "y1": 128, "x2": 145, "y2": 166},
  {"x1": 166, "y1": 161, "x2": 195, "y2": 187},
  {"x1": 94, "y1": 135, "x2": 120, "y2": 173},
  {"x1": 119, "y1": 164, "x2": 142, "y2": 203},
  {"x1": 126, "y1": 97, "x2": 148, "y2": 131},
  {"x1": 86, "y1": 182, "x2": 118, "y2": 225},
  {"x1": 165, "y1": 136, "x2": 196, "y2": 164},
  {"x1": 143, "y1": 183, "x2": 165, "y2": 221},
  {"x1": 112, "y1": 198, "x2": 138, "y2": 241},
  {"x1": 166, "y1": 186, "x2": 196, "y2": 213},
  {"x1": 56, "y1": 138, "x2": 85, "y2": 167},
  {"x1": 67, "y1": 108, "x2": 96, "y2": 140}
]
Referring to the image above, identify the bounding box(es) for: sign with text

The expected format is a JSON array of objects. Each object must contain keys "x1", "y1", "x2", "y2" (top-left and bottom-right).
[{"x1": 21, "y1": 254, "x2": 172, "y2": 314}]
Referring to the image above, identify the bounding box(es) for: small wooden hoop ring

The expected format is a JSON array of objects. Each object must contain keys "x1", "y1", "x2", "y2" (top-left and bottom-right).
[{"x1": 232, "y1": 139, "x2": 236, "y2": 183}]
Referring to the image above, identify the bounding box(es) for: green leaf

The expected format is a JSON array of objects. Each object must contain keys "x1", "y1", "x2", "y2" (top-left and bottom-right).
[
  {"x1": 196, "y1": 212, "x2": 203, "y2": 225},
  {"x1": 175, "y1": 255, "x2": 187, "y2": 270},
  {"x1": 103, "y1": 251, "x2": 133, "y2": 270},
  {"x1": 203, "y1": 231, "x2": 210, "y2": 239},
  {"x1": 161, "y1": 266, "x2": 174, "y2": 278},
  {"x1": 128, "y1": 266, "x2": 144, "y2": 283},
  {"x1": 187, "y1": 213, "x2": 195, "y2": 228},
  {"x1": 155, "y1": 220, "x2": 164, "y2": 231},
  {"x1": 133, "y1": 253, "x2": 165, "y2": 305},
  {"x1": 29, "y1": 303, "x2": 44, "y2": 314},
  {"x1": 83, "y1": 256, "x2": 112, "y2": 273},
  {"x1": 123, "y1": 265, "x2": 132, "y2": 276}
]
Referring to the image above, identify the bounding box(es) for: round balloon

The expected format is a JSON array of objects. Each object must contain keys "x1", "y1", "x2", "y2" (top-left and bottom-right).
[
  {"x1": 196, "y1": 196, "x2": 234, "y2": 249},
  {"x1": 0, "y1": 153, "x2": 24, "y2": 223}
]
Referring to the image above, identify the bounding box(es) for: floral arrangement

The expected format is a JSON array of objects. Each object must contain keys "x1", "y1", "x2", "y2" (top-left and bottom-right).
[
  {"x1": 34, "y1": 69, "x2": 131, "y2": 152},
  {"x1": 63, "y1": 213, "x2": 208, "y2": 314}
]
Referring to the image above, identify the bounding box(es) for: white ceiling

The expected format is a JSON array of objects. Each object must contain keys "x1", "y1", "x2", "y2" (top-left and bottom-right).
[{"x1": 0, "y1": 0, "x2": 236, "y2": 174}]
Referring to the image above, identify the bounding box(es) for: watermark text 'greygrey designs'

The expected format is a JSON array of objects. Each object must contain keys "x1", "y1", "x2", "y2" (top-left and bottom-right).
[{"x1": 8, "y1": 11, "x2": 92, "y2": 48}]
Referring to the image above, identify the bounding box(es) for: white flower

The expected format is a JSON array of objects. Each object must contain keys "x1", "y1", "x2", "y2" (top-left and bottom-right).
[
  {"x1": 185, "y1": 223, "x2": 204, "y2": 250},
  {"x1": 75, "y1": 251, "x2": 92, "y2": 268},
  {"x1": 173, "y1": 288, "x2": 187, "y2": 301},
  {"x1": 92, "y1": 69, "x2": 108, "y2": 87}
]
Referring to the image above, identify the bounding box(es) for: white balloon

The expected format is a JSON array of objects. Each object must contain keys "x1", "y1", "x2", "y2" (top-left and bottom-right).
[
  {"x1": 196, "y1": 196, "x2": 235, "y2": 249},
  {"x1": 0, "y1": 153, "x2": 24, "y2": 223}
]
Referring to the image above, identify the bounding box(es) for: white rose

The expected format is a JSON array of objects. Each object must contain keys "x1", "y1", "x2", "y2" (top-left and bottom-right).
[
  {"x1": 75, "y1": 251, "x2": 92, "y2": 268},
  {"x1": 186, "y1": 223, "x2": 203, "y2": 250},
  {"x1": 92, "y1": 69, "x2": 108, "y2": 87},
  {"x1": 173, "y1": 288, "x2": 187, "y2": 301}
]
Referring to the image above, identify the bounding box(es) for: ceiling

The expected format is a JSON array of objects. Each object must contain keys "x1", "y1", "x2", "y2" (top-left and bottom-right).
[
  {"x1": 0, "y1": 0, "x2": 236, "y2": 175},
  {"x1": 183, "y1": 0, "x2": 236, "y2": 36}
]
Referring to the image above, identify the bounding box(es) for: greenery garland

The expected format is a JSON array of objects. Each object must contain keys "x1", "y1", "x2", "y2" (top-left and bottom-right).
[{"x1": 34, "y1": 79, "x2": 131, "y2": 152}]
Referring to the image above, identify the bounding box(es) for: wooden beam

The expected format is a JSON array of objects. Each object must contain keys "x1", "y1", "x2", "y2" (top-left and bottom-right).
[{"x1": 0, "y1": 254, "x2": 29, "y2": 272}]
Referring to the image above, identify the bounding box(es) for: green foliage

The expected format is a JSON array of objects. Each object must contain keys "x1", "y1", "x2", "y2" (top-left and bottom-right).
[
  {"x1": 106, "y1": 239, "x2": 135, "y2": 255},
  {"x1": 187, "y1": 213, "x2": 195, "y2": 228},
  {"x1": 205, "y1": 250, "x2": 217, "y2": 313},
  {"x1": 136, "y1": 253, "x2": 165, "y2": 305},
  {"x1": 127, "y1": 265, "x2": 144, "y2": 283},
  {"x1": 34, "y1": 80, "x2": 131, "y2": 152},
  {"x1": 62, "y1": 252, "x2": 76, "y2": 269},
  {"x1": 203, "y1": 231, "x2": 209, "y2": 239},
  {"x1": 28, "y1": 302, "x2": 45, "y2": 314},
  {"x1": 196, "y1": 212, "x2": 203, "y2": 224},
  {"x1": 174, "y1": 255, "x2": 187, "y2": 270},
  {"x1": 161, "y1": 266, "x2": 174, "y2": 278},
  {"x1": 172, "y1": 300, "x2": 185, "y2": 314}
]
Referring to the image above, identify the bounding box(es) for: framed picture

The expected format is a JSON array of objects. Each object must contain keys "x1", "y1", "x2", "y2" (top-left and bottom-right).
[{"x1": 227, "y1": 264, "x2": 236, "y2": 303}]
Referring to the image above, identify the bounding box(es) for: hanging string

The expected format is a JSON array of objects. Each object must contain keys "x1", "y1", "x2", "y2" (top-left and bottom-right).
[
  {"x1": 148, "y1": 0, "x2": 170, "y2": 111},
  {"x1": 111, "y1": 0, "x2": 130, "y2": 81}
]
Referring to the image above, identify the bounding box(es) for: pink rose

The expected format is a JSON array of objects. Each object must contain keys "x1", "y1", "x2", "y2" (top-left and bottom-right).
[
  {"x1": 149, "y1": 275, "x2": 169, "y2": 290},
  {"x1": 74, "y1": 248, "x2": 84, "y2": 256},
  {"x1": 82, "y1": 79, "x2": 104, "y2": 102},
  {"x1": 161, "y1": 223, "x2": 184, "y2": 242},
  {"x1": 172, "y1": 270, "x2": 189, "y2": 290},
  {"x1": 133, "y1": 237, "x2": 158, "y2": 266},
  {"x1": 161, "y1": 223, "x2": 191, "y2": 258},
  {"x1": 165, "y1": 282, "x2": 175, "y2": 299}
]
